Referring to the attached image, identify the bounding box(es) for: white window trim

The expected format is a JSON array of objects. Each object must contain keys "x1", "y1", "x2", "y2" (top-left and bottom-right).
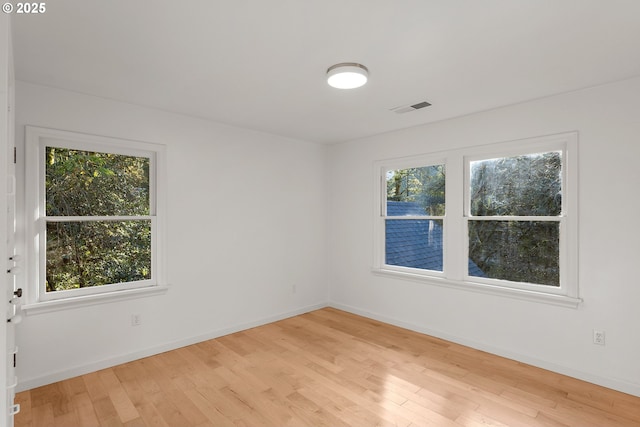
[
  {"x1": 373, "y1": 132, "x2": 580, "y2": 308},
  {"x1": 23, "y1": 126, "x2": 168, "y2": 313}
]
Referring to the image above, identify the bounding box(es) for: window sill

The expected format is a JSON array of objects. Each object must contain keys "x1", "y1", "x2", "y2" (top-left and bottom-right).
[
  {"x1": 21, "y1": 285, "x2": 170, "y2": 316},
  {"x1": 372, "y1": 268, "x2": 582, "y2": 308}
]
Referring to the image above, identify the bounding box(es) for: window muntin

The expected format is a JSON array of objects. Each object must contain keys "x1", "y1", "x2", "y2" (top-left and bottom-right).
[
  {"x1": 26, "y1": 127, "x2": 164, "y2": 303},
  {"x1": 383, "y1": 164, "x2": 445, "y2": 273}
]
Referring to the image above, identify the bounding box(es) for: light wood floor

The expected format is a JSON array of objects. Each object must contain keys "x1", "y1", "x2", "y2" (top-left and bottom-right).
[{"x1": 14, "y1": 308, "x2": 640, "y2": 426}]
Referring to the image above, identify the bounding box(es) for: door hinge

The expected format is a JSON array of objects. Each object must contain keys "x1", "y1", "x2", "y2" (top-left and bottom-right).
[{"x1": 14, "y1": 146, "x2": 17, "y2": 164}]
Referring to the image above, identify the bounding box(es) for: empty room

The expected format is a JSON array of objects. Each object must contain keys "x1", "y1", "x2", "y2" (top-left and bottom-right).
[{"x1": 1, "y1": 1, "x2": 640, "y2": 426}]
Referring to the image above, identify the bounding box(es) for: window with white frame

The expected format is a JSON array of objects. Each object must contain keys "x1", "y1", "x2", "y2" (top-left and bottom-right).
[
  {"x1": 25, "y1": 127, "x2": 166, "y2": 305},
  {"x1": 373, "y1": 132, "x2": 579, "y2": 307},
  {"x1": 383, "y1": 162, "x2": 446, "y2": 274}
]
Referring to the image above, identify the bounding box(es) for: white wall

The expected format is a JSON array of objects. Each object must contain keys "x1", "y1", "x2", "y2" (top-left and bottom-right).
[
  {"x1": 327, "y1": 77, "x2": 640, "y2": 397},
  {"x1": 14, "y1": 82, "x2": 328, "y2": 390}
]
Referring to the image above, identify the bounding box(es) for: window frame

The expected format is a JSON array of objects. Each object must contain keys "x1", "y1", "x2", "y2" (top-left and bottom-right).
[
  {"x1": 24, "y1": 126, "x2": 167, "y2": 309},
  {"x1": 373, "y1": 132, "x2": 580, "y2": 308}
]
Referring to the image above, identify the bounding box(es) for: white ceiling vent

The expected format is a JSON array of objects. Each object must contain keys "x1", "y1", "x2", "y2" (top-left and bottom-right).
[{"x1": 390, "y1": 101, "x2": 432, "y2": 114}]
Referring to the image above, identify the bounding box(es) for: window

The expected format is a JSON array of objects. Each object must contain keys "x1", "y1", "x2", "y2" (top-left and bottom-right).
[
  {"x1": 25, "y1": 127, "x2": 166, "y2": 306},
  {"x1": 384, "y1": 163, "x2": 445, "y2": 273},
  {"x1": 373, "y1": 132, "x2": 579, "y2": 307},
  {"x1": 467, "y1": 151, "x2": 562, "y2": 287}
]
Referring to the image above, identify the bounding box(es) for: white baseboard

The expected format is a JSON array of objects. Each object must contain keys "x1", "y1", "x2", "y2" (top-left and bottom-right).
[
  {"x1": 328, "y1": 301, "x2": 640, "y2": 398},
  {"x1": 17, "y1": 302, "x2": 328, "y2": 392}
]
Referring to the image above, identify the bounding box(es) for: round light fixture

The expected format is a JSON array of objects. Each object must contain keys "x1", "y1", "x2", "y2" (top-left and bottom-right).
[{"x1": 326, "y1": 63, "x2": 369, "y2": 89}]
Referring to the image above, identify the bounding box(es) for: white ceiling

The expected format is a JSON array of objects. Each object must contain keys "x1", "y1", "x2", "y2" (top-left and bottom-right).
[{"x1": 11, "y1": 0, "x2": 640, "y2": 144}]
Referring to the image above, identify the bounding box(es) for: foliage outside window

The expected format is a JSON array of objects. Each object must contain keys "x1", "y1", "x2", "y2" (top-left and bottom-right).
[
  {"x1": 26, "y1": 127, "x2": 165, "y2": 304},
  {"x1": 386, "y1": 165, "x2": 445, "y2": 215},
  {"x1": 468, "y1": 152, "x2": 562, "y2": 287},
  {"x1": 45, "y1": 147, "x2": 152, "y2": 292},
  {"x1": 374, "y1": 133, "x2": 579, "y2": 306}
]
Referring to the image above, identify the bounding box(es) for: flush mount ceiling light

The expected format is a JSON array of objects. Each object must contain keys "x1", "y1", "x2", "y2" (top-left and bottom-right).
[{"x1": 326, "y1": 63, "x2": 369, "y2": 89}]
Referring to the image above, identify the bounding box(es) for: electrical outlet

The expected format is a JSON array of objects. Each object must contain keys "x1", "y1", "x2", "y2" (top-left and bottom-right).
[
  {"x1": 131, "y1": 314, "x2": 142, "y2": 327},
  {"x1": 292, "y1": 284, "x2": 297, "y2": 294},
  {"x1": 593, "y1": 329, "x2": 605, "y2": 346}
]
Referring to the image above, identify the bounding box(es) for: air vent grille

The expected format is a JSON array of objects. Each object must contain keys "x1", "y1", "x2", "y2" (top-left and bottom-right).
[{"x1": 390, "y1": 100, "x2": 432, "y2": 114}]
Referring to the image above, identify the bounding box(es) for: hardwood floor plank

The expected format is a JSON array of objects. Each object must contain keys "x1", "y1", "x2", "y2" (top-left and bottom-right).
[
  {"x1": 404, "y1": 385, "x2": 478, "y2": 421},
  {"x1": 30, "y1": 402, "x2": 54, "y2": 427},
  {"x1": 71, "y1": 392, "x2": 101, "y2": 427},
  {"x1": 82, "y1": 372, "x2": 110, "y2": 403},
  {"x1": 14, "y1": 388, "x2": 32, "y2": 423},
  {"x1": 203, "y1": 384, "x2": 275, "y2": 426},
  {"x1": 91, "y1": 396, "x2": 120, "y2": 425},
  {"x1": 133, "y1": 400, "x2": 170, "y2": 427},
  {"x1": 540, "y1": 398, "x2": 640, "y2": 427},
  {"x1": 53, "y1": 409, "x2": 81, "y2": 427},
  {"x1": 63, "y1": 375, "x2": 88, "y2": 396},
  {"x1": 455, "y1": 409, "x2": 514, "y2": 427},
  {"x1": 296, "y1": 385, "x2": 396, "y2": 427},
  {"x1": 108, "y1": 386, "x2": 139, "y2": 423},
  {"x1": 567, "y1": 389, "x2": 640, "y2": 423},
  {"x1": 147, "y1": 393, "x2": 186, "y2": 426},
  {"x1": 14, "y1": 308, "x2": 640, "y2": 427},
  {"x1": 122, "y1": 416, "x2": 147, "y2": 427}
]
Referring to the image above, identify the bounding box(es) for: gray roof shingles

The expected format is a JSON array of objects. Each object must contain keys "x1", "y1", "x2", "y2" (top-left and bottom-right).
[{"x1": 385, "y1": 201, "x2": 484, "y2": 277}]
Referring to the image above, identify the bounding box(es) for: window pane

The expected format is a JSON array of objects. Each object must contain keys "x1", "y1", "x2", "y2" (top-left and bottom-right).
[
  {"x1": 46, "y1": 220, "x2": 151, "y2": 292},
  {"x1": 470, "y1": 152, "x2": 561, "y2": 216},
  {"x1": 468, "y1": 220, "x2": 559, "y2": 286},
  {"x1": 46, "y1": 147, "x2": 150, "y2": 216},
  {"x1": 385, "y1": 219, "x2": 443, "y2": 272},
  {"x1": 387, "y1": 165, "x2": 445, "y2": 216}
]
